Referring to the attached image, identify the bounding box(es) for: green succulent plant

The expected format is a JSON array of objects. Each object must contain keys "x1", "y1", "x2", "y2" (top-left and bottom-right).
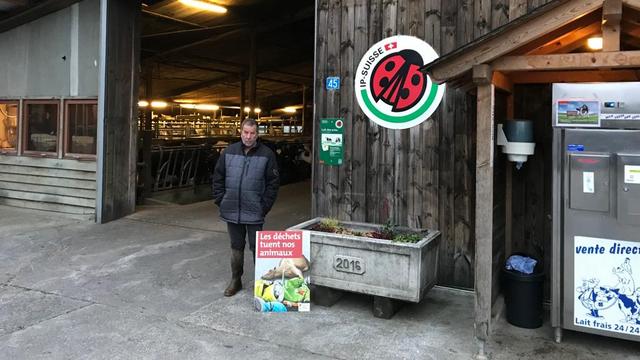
[{"x1": 392, "y1": 233, "x2": 423, "y2": 243}]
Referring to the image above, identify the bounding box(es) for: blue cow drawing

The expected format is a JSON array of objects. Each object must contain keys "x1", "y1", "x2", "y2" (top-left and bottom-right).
[
  {"x1": 577, "y1": 258, "x2": 640, "y2": 325},
  {"x1": 577, "y1": 278, "x2": 617, "y2": 317}
]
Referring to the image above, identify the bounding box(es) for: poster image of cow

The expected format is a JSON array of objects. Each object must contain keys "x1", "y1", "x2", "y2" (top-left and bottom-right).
[
  {"x1": 557, "y1": 100, "x2": 600, "y2": 126},
  {"x1": 254, "y1": 230, "x2": 311, "y2": 312},
  {"x1": 574, "y1": 236, "x2": 640, "y2": 337}
]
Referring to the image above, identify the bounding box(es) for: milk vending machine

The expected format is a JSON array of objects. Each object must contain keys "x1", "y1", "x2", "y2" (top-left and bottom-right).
[{"x1": 552, "y1": 82, "x2": 640, "y2": 343}]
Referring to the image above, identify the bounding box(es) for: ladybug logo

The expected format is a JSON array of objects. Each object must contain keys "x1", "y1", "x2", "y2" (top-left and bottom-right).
[
  {"x1": 355, "y1": 36, "x2": 445, "y2": 130},
  {"x1": 371, "y1": 50, "x2": 426, "y2": 112}
]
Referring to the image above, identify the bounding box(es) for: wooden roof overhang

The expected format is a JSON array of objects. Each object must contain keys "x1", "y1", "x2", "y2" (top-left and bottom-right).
[
  {"x1": 419, "y1": 0, "x2": 640, "y2": 356},
  {"x1": 422, "y1": 0, "x2": 640, "y2": 90}
]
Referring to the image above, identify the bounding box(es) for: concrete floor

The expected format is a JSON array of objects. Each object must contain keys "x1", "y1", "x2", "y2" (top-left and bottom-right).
[{"x1": 1, "y1": 180, "x2": 639, "y2": 359}]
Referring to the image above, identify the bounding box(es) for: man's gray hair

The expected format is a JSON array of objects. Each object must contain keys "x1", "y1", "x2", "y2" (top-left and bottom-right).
[{"x1": 241, "y1": 118, "x2": 258, "y2": 129}]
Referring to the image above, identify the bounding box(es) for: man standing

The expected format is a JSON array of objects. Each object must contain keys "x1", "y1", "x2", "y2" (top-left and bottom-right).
[{"x1": 212, "y1": 118, "x2": 280, "y2": 296}]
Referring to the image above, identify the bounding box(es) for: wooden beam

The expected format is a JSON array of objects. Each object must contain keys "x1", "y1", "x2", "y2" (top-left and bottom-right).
[
  {"x1": 604, "y1": 0, "x2": 623, "y2": 22},
  {"x1": 262, "y1": 71, "x2": 313, "y2": 85},
  {"x1": 145, "y1": 5, "x2": 313, "y2": 61},
  {"x1": 248, "y1": 30, "x2": 257, "y2": 110},
  {"x1": 182, "y1": 55, "x2": 246, "y2": 70},
  {"x1": 148, "y1": 28, "x2": 246, "y2": 60},
  {"x1": 492, "y1": 71, "x2": 513, "y2": 93},
  {"x1": 240, "y1": 76, "x2": 245, "y2": 121},
  {"x1": 623, "y1": 0, "x2": 640, "y2": 11},
  {"x1": 145, "y1": 0, "x2": 174, "y2": 10},
  {"x1": 157, "y1": 53, "x2": 312, "y2": 98},
  {"x1": 622, "y1": 18, "x2": 640, "y2": 38},
  {"x1": 157, "y1": 74, "x2": 237, "y2": 98},
  {"x1": 603, "y1": 0, "x2": 623, "y2": 51},
  {"x1": 141, "y1": 22, "x2": 246, "y2": 39},
  {"x1": 0, "y1": 0, "x2": 82, "y2": 33},
  {"x1": 169, "y1": 56, "x2": 314, "y2": 84},
  {"x1": 425, "y1": 0, "x2": 605, "y2": 82},
  {"x1": 516, "y1": 10, "x2": 602, "y2": 55},
  {"x1": 3, "y1": 0, "x2": 30, "y2": 5},
  {"x1": 527, "y1": 22, "x2": 601, "y2": 55},
  {"x1": 474, "y1": 82, "x2": 495, "y2": 356},
  {"x1": 492, "y1": 50, "x2": 640, "y2": 71},
  {"x1": 623, "y1": 36, "x2": 640, "y2": 49},
  {"x1": 141, "y1": 9, "x2": 204, "y2": 29},
  {"x1": 473, "y1": 64, "x2": 492, "y2": 84},
  {"x1": 154, "y1": 60, "x2": 237, "y2": 75},
  {"x1": 255, "y1": 76, "x2": 309, "y2": 86},
  {"x1": 509, "y1": 69, "x2": 640, "y2": 83}
]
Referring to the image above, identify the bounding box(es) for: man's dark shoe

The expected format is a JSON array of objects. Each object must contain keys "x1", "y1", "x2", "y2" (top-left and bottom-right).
[
  {"x1": 224, "y1": 249, "x2": 244, "y2": 296},
  {"x1": 224, "y1": 277, "x2": 242, "y2": 296}
]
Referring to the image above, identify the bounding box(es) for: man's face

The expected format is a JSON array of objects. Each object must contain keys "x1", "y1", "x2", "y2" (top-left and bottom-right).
[{"x1": 241, "y1": 124, "x2": 258, "y2": 147}]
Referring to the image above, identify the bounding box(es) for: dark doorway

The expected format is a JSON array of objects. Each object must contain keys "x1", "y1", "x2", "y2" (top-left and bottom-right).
[{"x1": 136, "y1": 0, "x2": 315, "y2": 207}]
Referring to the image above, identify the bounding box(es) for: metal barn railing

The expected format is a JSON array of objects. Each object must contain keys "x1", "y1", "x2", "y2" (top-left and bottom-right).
[{"x1": 152, "y1": 144, "x2": 206, "y2": 191}]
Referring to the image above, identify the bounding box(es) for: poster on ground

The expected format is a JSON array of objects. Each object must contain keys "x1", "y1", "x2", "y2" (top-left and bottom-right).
[
  {"x1": 573, "y1": 235, "x2": 640, "y2": 337},
  {"x1": 254, "y1": 230, "x2": 311, "y2": 312}
]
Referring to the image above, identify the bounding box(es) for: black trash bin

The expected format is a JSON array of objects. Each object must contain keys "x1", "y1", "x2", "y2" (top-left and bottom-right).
[{"x1": 502, "y1": 256, "x2": 544, "y2": 329}]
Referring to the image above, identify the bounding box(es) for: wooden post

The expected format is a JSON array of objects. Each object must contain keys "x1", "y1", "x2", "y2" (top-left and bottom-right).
[
  {"x1": 240, "y1": 75, "x2": 246, "y2": 121},
  {"x1": 602, "y1": 0, "x2": 622, "y2": 52},
  {"x1": 473, "y1": 64, "x2": 494, "y2": 359},
  {"x1": 248, "y1": 30, "x2": 257, "y2": 112},
  {"x1": 96, "y1": 0, "x2": 141, "y2": 223},
  {"x1": 302, "y1": 85, "x2": 307, "y2": 135},
  {"x1": 142, "y1": 66, "x2": 153, "y2": 200}
]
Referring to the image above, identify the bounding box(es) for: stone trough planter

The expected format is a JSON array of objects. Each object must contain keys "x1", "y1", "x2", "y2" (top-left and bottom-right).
[{"x1": 288, "y1": 217, "x2": 440, "y2": 313}]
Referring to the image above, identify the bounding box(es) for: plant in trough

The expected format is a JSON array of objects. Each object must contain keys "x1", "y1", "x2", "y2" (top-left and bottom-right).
[
  {"x1": 392, "y1": 233, "x2": 423, "y2": 243},
  {"x1": 311, "y1": 218, "x2": 343, "y2": 233},
  {"x1": 367, "y1": 219, "x2": 396, "y2": 240},
  {"x1": 310, "y1": 218, "x2": 425, "y2": 243}
]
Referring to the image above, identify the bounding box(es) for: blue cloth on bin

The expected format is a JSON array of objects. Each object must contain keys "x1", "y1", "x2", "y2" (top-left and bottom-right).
[{"x1": 505, "y1": 255, "x2": 537, "y2": 274}]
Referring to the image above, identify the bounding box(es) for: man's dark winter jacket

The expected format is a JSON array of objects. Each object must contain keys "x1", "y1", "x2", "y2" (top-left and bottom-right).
[{"x1": 212, "y1": 141, "x2": 279, "y2": 224}]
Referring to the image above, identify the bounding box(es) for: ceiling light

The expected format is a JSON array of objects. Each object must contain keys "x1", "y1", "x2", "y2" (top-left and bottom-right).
[
  {"x1": 244, "y1": 106, "x2": 251, "y2": 113},
  {"x1": 587, "y1": 37, "x2": 603, "y2": 50},
  {"x1": 179, "y1": 0, "x2": 227, "y2": 14},
  {"x1": 283, "y1": 107, "x2": 296, "y2": 113},
  {"x1": 196, "y1": 104, "x2": 219, "y2": 111},
  {"x1": 138, "y1": 100, "x2": 149, "y2": 108},
  {"x1": 151, "y1": 101, "x2": 168, "y2": 109},
  {"x1": 254, "y1": 108, "x2": 261, "y2": 114},
  {"x1": 180, "y1": 104, "x2": 197, "y2": 109}
]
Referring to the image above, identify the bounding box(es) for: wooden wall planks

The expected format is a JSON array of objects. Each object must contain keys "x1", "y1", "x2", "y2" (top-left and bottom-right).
[
  {"x1": 0, "y1": 155, "x2": 96, "y2": 218},
  {"x1": 313, "y1": 0, "x2": 554, "y2": 289}
]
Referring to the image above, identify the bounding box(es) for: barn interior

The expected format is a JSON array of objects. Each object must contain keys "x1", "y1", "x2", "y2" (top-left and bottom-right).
[{"x1": 137, "y1": 0, "x2": 315, "y2": 204}]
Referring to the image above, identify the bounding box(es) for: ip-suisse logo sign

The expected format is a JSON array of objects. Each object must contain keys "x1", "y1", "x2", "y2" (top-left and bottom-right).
[{"x1": 355, "y1": 35, "x2": 445, "y2": 130}]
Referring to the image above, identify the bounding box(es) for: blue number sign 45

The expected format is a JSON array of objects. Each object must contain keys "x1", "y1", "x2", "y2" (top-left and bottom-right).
[{"x1": 326, "y1": 77, "x2": 340, "y2": 90}]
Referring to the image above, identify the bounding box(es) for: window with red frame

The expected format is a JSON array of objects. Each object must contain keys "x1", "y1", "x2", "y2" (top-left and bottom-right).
[
  {"x1": 24, "y1": 102, "x2": 59, "y2": 154},
  {"x1": 0, "y1": 101, "x2": 18, "y2": 152},
  {"x1": 65, "y1": 101, "x2": 97, "y2": 156}
]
